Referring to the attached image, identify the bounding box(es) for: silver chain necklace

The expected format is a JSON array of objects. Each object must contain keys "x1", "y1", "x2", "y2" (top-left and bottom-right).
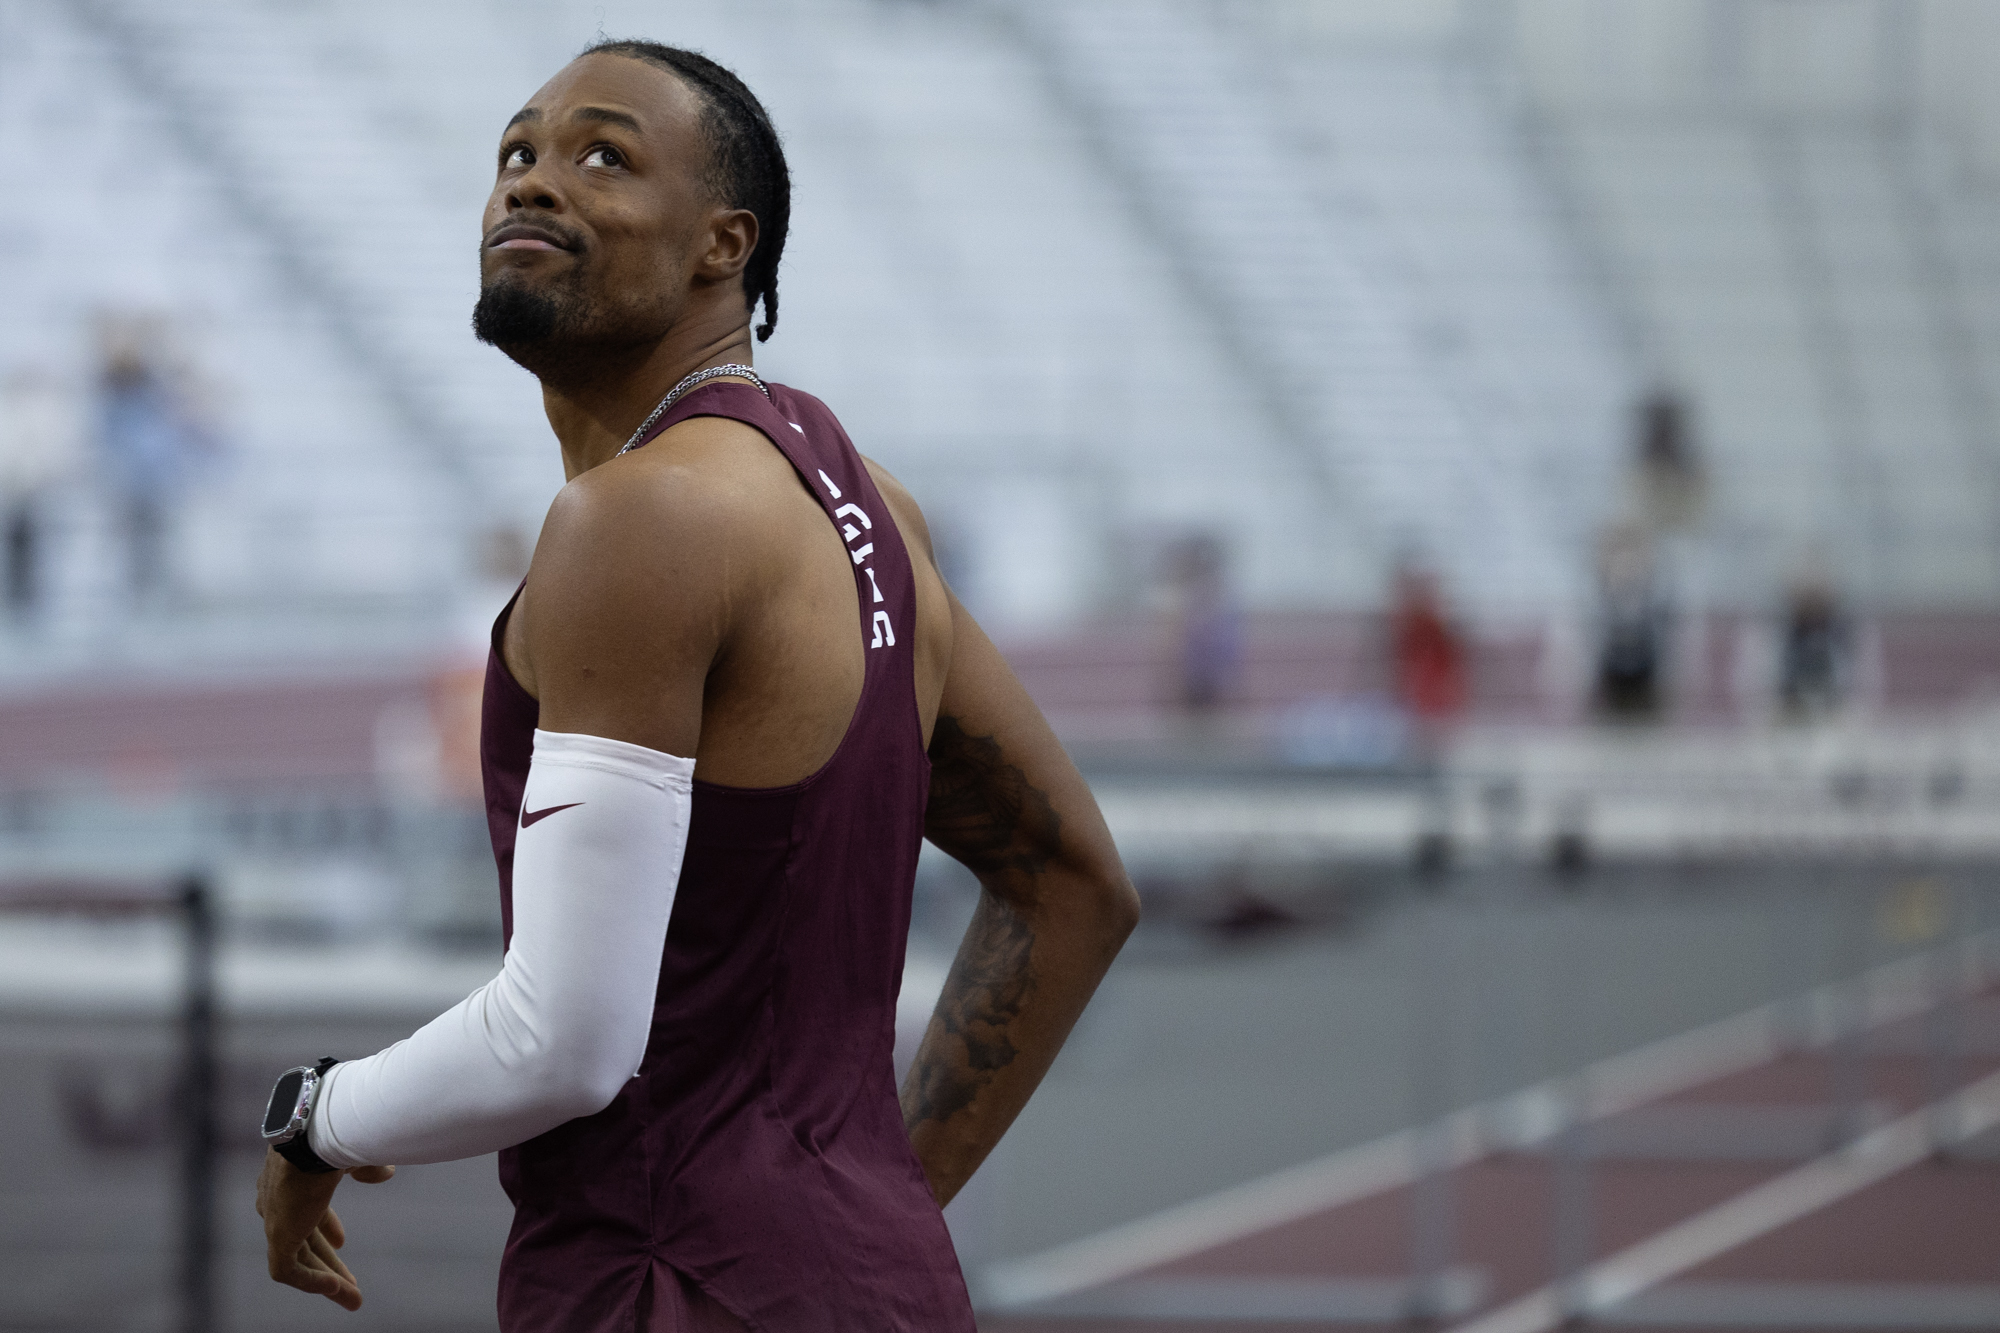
[{"x1": 617, "y1": 363, "x2": 770, "y2": 456}]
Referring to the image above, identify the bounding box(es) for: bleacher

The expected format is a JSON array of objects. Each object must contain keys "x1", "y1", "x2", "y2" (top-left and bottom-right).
[
  {"x1": 1007, "y1": 0, "x2": 1628, "y2": 611},
  {"x1": 1520, "y1": 0, "x2": 2000, "y2": 608},
  {"x1": 2, "y1": 0, "x2": 1647, "y2": 670},
  {"x1": 9, "y1": 3, "x2": 2000, "y2": 812},
  {"x1": 0, "y1": 0, "x2": 511, "y2": 677}
]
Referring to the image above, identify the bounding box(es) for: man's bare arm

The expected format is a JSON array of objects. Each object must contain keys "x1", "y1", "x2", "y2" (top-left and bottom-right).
[
  {"x1": 257, "y1": 441, "x2": 735, "y2": 1308},
  {"x1": 515, "y1": 436, "x2": 736, "y2": 751},
  {"x1": 901, "y1": 592, "x2": 1139, "y2": 1205}
]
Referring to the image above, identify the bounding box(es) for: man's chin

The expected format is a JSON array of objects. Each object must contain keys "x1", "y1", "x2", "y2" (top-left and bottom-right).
[
  {"x1": 473, "y1": 287, "x2": 618, "y2": 388},
  {"x1": 475, "y1": 283, "x2": 600, "y2": 386},
  {"x1": 472, "y1": 282, "x2": 561, "y2": 351}
]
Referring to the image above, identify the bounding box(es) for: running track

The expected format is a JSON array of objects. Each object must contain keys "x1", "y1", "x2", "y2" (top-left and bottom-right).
[{"x1": 979, "y1": 936, "x2": 2000, "y2": 1332}]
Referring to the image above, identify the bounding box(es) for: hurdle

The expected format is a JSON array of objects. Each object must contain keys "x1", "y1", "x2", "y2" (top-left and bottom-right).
[{"x1": 0, "y1": 874, "x2": 219, "y2": 1333}]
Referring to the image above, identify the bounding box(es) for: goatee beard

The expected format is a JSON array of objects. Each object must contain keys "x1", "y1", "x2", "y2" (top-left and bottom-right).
[
  {"x1": 473, "y1": 278, "x2": 613, "y2": 387},
  {"x1": 473, "y1": 281, "x2": 564, "y2": 353}
]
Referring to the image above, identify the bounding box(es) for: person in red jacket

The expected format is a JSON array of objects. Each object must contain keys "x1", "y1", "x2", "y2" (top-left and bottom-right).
[{"x1": 1390, "y1": 561, "x2": 1466, "y2": 742}]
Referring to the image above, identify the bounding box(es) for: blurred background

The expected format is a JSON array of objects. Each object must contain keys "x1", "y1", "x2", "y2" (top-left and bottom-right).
[{"x1": 7, "y1": 0, "x2": 2000, "y2": 1329}]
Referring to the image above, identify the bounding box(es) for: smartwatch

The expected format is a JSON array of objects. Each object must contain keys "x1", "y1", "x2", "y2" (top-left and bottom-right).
[{"x1": 261, "y1": 1057, "x2": 342, "y2": 1174}]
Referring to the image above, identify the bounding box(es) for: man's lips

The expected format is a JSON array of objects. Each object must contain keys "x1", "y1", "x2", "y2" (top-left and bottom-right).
[{"x1": 484, "y1": 223, "x2": 575, "y2": 252}]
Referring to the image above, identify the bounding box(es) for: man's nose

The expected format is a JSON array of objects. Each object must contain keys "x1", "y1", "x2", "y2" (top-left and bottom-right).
[{"x1": 506, "y1": 166, "x2": 562, "y2": 213}]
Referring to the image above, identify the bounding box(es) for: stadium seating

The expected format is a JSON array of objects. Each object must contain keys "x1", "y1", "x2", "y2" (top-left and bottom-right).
[
  {"x1": 1521, "y1": 0, "x2": 2000, "y2": 607},
  {"x1": 1, "y1": 0, "x2": 1630, "y2": 671},
  {"x1": 9, "y1": 0, "x2": 2000, "y2": 681}
]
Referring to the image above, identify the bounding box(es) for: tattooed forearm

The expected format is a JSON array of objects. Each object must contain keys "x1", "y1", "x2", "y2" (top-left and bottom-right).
[
  {"x1": 902, "y1": 888, "x2": 1037, "y2": 1129},
  {"x1": 905, "y1": 710, "x2": 1137, "y2": 1203},
  {"x1": 925, "y1": 715, "x2": 1063, "y2": 880}
]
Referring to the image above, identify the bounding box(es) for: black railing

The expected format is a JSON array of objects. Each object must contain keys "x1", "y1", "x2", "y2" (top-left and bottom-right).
[{"x1": 0, "y1": 873, "x2": 220, "y2": 1333}]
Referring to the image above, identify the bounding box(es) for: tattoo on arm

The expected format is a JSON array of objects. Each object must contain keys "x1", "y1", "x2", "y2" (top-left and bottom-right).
[
  {"x1": 901, "y1": 890, "x2": 1035, "y2": 1128},
  {"x1": 923, "y1": 715, "x2": 1063, "y2": 880},
  {"x1": 903, "y1": 715, "x2": 1063, "y2": 1130}
]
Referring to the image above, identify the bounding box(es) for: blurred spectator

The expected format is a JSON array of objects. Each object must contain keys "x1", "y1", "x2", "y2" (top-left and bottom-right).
[
  {"x1": 1388, "y1": 560, "x2": 1467, "y2": 739},
  {"x1": 1778, "y1": 570, "x2": 1851, "y2": 720},
  {"x1": 0, "y1": 366, "x2": 82, "y2": 619},
  {"x1": 1164, "y1": 533, "x2": 1240, "y2": 714},
  {"x1": 95, "y1": 317, "x2": 214, "y2": 601},
  {"x1": 455, "y1": 522, "x2": 534, "y2": 655},
  {"x1": 1631, "y1": 388, "x2": 1705, "y2": 532},
  {"x1": 379, "y1": 523, "x2": 542, "y2": 811},
  {"x1": 480, "y1": 523, "x2": 533, "y2": 585},
  {"x1": 1586, "y1": 391, "x2": 1701, "y2": 722},
  {"x1": 1278, "y1": 695, "x2": 1408, "y2": 768},
  {"x1": 1594, "y1": 523, "x2": 1670, "y2": 720}
]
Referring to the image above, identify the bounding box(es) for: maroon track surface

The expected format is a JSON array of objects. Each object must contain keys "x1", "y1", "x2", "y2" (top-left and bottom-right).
[{"x1": 981, "y1": 994, "x2": 2000, "y2": 1333}]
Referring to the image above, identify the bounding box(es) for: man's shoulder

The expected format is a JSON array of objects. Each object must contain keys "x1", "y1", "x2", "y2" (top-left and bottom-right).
[
  {"x1": 587, "y1": 414, "x2": 791, "y2": 506},
  {"x1": 857, "y1": 454, "x2": 940, "y2": 569},
  {"x1": 860, "y1": 454, "x2": 914, "y2": 510},
  {"x1": 545, "y1": 417, "x2": 802, "y2": 567}
]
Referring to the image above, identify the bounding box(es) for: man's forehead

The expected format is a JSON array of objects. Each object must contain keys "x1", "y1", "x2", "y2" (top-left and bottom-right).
[{"x1": 509, "y1": 52, "x2": 700, "y2": 137}]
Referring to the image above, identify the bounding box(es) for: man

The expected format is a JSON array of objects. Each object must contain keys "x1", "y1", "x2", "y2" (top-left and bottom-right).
[{"x1": 253, "y1": 39, "x2": 1138, "y2": 1332}]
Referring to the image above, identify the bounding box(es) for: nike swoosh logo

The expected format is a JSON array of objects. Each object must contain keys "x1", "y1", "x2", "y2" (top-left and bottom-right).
[{"x1": 520, "y1": 802, "x2": 582, "y2": 829}]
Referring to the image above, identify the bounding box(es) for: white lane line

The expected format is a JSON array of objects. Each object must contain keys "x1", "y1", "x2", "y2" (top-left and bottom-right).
[
  {"x1": 980, "y1": 1128, "x2": 1419, "y2": 1310},
  {"x1": 1446, "y1": 1066, "x2": 2000, "y2": 1333},
  {"x1": 1019, "y1": 1271, "x2": 1487, "y2": 1323},
  {"x1": 981, "y1": 933, "x2": 1993, "y2": 1311}
]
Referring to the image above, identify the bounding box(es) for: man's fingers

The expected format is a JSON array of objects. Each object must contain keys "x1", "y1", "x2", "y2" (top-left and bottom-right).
[
  {"x1": 258, "y1": 1146, "x2": 355, "y2": 1306},
  {"x1": 266, "y1": 1221, "x2": 317, "y2": 1281},
  {"x1": 287, "y1": 1241, "x2": 362, "y2": 1312},
  {"x1": 255, "y1": 1148, "x2": 390, "y2": 1312},
  {"x1": 308, "y1": 1229, "x2": 359, "y2": 1289},
  {"x1": 319, "y1": 1205, "x2": 345, "y2": 1250},
  {"x1": 271, "y1": 1254, "x2": 343, "y2": 1301}
]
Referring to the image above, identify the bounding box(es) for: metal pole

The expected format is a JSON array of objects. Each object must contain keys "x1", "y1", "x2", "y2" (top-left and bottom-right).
[
  {"x1": 179, "y1": 875, "x2": 217, "y2": 1333},
  {"x1": 1549, "y1": 910, "x2": 1594, "y2": 1322},
  {"x1": 1766, "y1": 874, "x2": 1807, "y2": 1055},
  {"x1": 1406, "y1": 903, "x2": 1457, "y2": 1322},
  {"x1": 1827, "y1": 878, "x2": 1872, "y2": 1148},
  {"x1": 1923, "y1": 879, "x2": 1965, "y2": 1155},
  {"x1": 1473, "y1": 875, "x2": 1511, "y2": 1155},
  {"x1": 1550, "y1": 1077, "x2": 1594, "y2": 1322}
]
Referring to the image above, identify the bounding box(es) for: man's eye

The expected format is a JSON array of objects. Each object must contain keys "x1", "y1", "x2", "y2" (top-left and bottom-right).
[
  {"x1": 503, "y1": 145, "x2": 534, "y2": 169},
  {"x1": 583, "y1": 146, "x2": 623, "y2": 169}
]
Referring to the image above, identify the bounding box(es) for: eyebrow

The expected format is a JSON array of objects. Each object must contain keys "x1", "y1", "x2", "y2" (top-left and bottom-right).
[
  {"x1": 502, "y1": 104, "x2": 642, "y2": 137},
  {"x1": 573, "y1": 106, "x2": 643, "y2": 133}
]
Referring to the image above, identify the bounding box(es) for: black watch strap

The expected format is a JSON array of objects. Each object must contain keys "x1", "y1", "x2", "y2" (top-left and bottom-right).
[
  {"x1": 275, "y1": 1131, "x2": 340, "y2": 1175},
  {"x1": 276, "y1": 1057, "x2": 341, "y2": 1174}
]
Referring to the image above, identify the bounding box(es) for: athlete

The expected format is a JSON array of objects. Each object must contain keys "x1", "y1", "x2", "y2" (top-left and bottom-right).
[{"x1": 252, "y1": 39, "x2": 1139, "y2": 1332}]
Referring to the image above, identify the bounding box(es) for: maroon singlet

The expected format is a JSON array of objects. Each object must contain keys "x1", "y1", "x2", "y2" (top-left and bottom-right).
[{"x1": 480, "y1": 381, "x2": 975, "y2": 1332}]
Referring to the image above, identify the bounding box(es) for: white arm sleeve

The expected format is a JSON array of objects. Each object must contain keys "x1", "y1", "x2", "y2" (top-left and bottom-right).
[{"x1": 306, "y1": 729, "x2": 694, "y2": 1168}]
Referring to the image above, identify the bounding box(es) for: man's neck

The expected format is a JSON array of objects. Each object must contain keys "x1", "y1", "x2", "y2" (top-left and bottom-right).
[{"x1": 541, "y1": 325, "x2": 757, "y2": 481}]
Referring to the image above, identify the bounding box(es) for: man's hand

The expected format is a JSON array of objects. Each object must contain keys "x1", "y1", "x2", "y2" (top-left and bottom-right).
[{"x1": 255, "y1": 1149, "x2": 396, "y2": 1312}]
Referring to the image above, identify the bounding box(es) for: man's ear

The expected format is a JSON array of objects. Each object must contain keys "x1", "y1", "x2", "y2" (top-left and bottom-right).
[{"x1": 698, "y1": 208, "x2": 759, "y2": 282}]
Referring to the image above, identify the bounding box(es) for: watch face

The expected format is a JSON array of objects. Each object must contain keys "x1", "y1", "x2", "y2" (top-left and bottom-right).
[{"x1": 264, "y1": 1068, "x2": 307, "y2": 1137}]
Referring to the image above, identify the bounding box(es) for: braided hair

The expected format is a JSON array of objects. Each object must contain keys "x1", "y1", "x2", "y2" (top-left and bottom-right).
[{"x1": 583, "y1": 40, "x2": 791, "y2": 342}]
